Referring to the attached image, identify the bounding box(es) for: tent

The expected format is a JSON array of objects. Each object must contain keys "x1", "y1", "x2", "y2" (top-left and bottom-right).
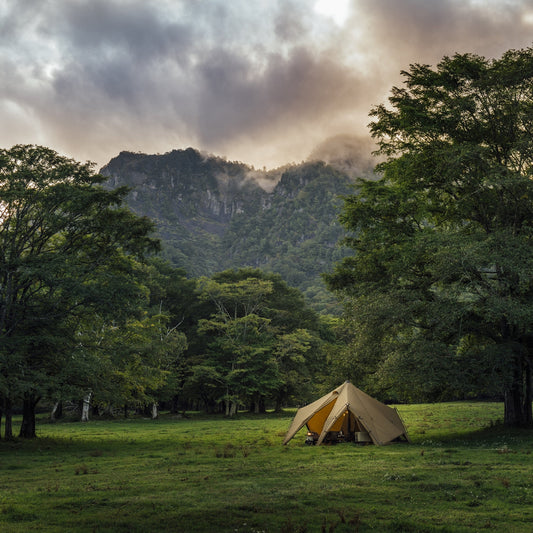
[{"x1": 283, "y1": 381, "x2": 409, "y2": 446}]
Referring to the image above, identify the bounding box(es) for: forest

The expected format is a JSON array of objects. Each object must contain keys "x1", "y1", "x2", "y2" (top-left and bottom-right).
[
  {"x1": 1, "y1": 47, "x2": 533, "y2": 441},
  {"x1": 0, "y1": 145, "x2": 344, "y2": 439}
]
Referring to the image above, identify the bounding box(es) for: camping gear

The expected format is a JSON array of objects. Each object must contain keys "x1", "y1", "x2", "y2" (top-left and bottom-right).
[{"x1": 283, "y1": 381, "x2": 409, "y2": 446}]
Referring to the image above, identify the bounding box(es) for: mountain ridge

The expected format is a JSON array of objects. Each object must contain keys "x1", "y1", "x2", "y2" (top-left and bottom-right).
[{"x1": 100, "y1": 146, "x2": 368, "y2": 312}]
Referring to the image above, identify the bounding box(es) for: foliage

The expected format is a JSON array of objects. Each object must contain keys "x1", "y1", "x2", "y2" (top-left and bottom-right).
[
  {"x1": 101, "y1": 150, "x2": 355, "y2": 313},
  {"x1": 197, "y1": 276, "x2": 276, "y2": 415},
  {"x1": 139, "y1": 258, "x2": 199, "y2": 408},
  {"x1": 74, "y1": 313, "x2": 187, "y2": 413},
  {"x1": 0, "y1": 145, "x2": 159, "y2": 437},
  {"x1": 192, "y1": 268, "x2": 328, "y2": 414},
  {"x1": 2, "y1": 403, "x2": 533, "y2": 532},
  {"x1": 326, "y1": 48, "x2": 533, "y2": 426}
]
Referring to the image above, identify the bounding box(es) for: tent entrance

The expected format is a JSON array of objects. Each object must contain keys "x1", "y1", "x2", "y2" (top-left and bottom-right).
[{"x1": 306, "y1": 409, "x2": 371, "y2": 445}]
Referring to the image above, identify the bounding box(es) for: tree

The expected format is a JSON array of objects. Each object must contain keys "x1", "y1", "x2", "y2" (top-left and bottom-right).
[
  {"x1": 273, "y1": 328, "x2": 323, "y2": 411},
  {"x1": 72, "y1": 311, "x2": 186, "y2": 419},
  {"x1": 197, "y1": 274, "x2": 275, "y2": 416},
  {"x1": 194, "y1": 268, "x2": 326, "y2": 414},
  {"x1": 326, "y1": 48, "x2": 533, "y2": 426},
  {"x1": 0, "y1": 145, "x2": 159, "y2": 438},
  {"x1": 142, "y1": 258, "x2": 198, "y2": 413}
]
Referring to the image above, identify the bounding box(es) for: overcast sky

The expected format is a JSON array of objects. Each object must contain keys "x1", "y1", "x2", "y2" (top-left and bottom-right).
[{"x1": 1, "y1": 0, "x2": 533, "y2": 170}]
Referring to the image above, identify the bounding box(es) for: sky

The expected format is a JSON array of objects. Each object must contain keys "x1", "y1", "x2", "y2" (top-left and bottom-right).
[{"x1": 1, "y1": 0, "x2": 533, "y2": 170}]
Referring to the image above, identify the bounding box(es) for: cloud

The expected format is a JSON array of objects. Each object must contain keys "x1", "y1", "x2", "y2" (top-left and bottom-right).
[
  {"x1": 193, "y1": 45, "x2": 364, "y2": 142},
  {"x1": 1, "y1": 0, "x2": 532, "y2": 169},
  {"x1": 354, "y1": 0, "x2": 532, "y2": 64},
  {"x1": 58, "y1": 1, "x2": 193, "y2": 63}
]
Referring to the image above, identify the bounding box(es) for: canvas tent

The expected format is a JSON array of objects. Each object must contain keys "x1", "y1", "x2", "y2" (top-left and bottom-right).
[{"x1": 283, "y1": 381, "x2": 409, "y2": 446}]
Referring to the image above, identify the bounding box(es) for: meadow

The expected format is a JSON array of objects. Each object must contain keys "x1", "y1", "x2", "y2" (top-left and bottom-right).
[{"x1": 1, "y1": 402, "x2": 532, "y2": 532}]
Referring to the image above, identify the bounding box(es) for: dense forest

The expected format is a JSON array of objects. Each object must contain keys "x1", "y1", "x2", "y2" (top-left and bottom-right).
[{"x1": 0, "y1": 145, "x2": 348, "y2": 438}]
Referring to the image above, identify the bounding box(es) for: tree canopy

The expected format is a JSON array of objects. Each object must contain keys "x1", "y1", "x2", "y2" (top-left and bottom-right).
[
  {"x1": 193, "y1": 268, "x2": 327, "y2": 415},
  {"x1": 326, "y1": 48, "x2": 533, "y2": 427},
  {"x1": 0, "y1": 145, "x2": 159, "y2": 437}
]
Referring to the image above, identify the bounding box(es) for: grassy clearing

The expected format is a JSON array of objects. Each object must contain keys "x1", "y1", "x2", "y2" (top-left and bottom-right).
[{"x1": 1, "y1": 402, "x2": 532, "y2": 532}]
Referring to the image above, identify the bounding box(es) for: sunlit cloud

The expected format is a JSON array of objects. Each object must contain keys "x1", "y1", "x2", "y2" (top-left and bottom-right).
[
  {"x1": 314, "y1": 0, "x2": 351, "y2": 26},
  {"x1": 1, "y1": 0, "x2": 532, "y2": 170}
]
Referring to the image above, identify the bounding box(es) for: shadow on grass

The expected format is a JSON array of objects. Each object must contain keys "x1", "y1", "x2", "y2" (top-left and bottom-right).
[{"x1": 414, "y1": 422, "x2": 533, "y2": 448}]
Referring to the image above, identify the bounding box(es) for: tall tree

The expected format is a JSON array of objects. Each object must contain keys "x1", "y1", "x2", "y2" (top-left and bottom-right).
[
  {"x1": 142, "y1": 258, "x2": 197, "y2": 412},
  {"x1": 0, "y1": 145, "x2": 159, "y2": 438},
  {"x1": 197, "y1": 274, "x2": 275, "y2": 416},
  {"x1": 326, "y1": 48, "x2": 533, "y2": 427},
  {"x1": 195, "y1": 268, "x2": 326, "y2": 414}
]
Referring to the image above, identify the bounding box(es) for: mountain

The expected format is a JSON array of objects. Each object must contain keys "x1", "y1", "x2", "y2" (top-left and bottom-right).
[{"x1": 100, "y1": 147, "x2": 361, "y2": 313}]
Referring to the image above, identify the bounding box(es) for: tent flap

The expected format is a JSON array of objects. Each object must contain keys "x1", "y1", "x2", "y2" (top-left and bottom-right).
[{"x1": 282, "y1": 387, "x2": 342, "y2": 445}]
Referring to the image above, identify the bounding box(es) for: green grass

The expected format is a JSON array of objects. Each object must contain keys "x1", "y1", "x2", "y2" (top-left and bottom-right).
[{"x1": 1, "y1": 402, "x2": 532, "y2": 532}]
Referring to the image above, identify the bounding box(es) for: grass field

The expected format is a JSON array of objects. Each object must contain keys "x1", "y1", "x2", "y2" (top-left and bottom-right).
[{"x1": 1, "y1": 402, "x2": 532, "y2": 532}]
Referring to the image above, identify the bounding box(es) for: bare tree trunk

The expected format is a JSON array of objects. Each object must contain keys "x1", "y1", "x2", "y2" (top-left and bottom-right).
[
  {"x1": 81, "y1": 393, "x2": 92, "y2": 422},
  {"x1": 51, "y1": 401, "x2": 63, "y2": 421}
]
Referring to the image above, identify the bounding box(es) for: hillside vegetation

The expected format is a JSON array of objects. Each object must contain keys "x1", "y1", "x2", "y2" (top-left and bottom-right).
[{"x1": 101, "y1": 148, "x2": 361, "y2": 312}]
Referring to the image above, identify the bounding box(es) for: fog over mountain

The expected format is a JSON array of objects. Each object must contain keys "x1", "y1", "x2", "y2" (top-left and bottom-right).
[{"x1": 308, "y1": 134, "x2": 377, "y2": 178}]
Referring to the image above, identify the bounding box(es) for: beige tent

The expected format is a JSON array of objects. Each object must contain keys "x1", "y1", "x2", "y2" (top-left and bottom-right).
[{"x1": 283, "y1": 381, "x2": 409, "y2": 446}]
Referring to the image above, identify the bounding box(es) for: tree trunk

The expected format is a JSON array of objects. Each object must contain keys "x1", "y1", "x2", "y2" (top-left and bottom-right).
[
  {"x1": 51, "y1": 401, "x2": 63, "y2": 421},
  {"x1": 81, "y1": 393, "x2": 92, "y2": 422},
  {"x1": 170, "y1": 395, "x2": 179, "y2": 414},
  {"x1": 274, "y1": 397, "x2": 283, "y2": 413},
  {"x1": 224, "y1": 385, "x2": 230, "y2": 417},
  {"x1": 258, "y1": 396, "x2": 266, "y2": 414},
  {"x1": 19, "y1": 394, "x2": 39, "y2": 438},
  {"x1": 504, "y1": 357, "x2": 532, "y2": 427},
  {"x1": 4, "y1": 398, "x2": 13, "y2": 440}
]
